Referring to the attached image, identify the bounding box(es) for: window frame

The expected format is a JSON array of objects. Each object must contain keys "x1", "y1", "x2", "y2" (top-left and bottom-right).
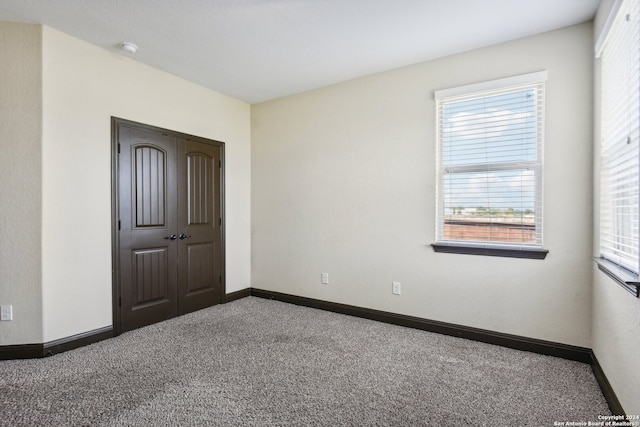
[
  {"x1": 594, "y1": 0, "x2": 640, "y2": 297},
  {"x1": 432, "y1": 72, "x2": 549, "y2": 260}
]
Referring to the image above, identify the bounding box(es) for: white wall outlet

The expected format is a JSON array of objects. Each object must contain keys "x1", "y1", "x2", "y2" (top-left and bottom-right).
[
  {"x1": 321, "y1": 273, "x2": 329, "y2": 284},
  {"x1": 392, "y1": 281, "x2": 401, "y2": 295},
  {"x1": 1, "y1": 305, "x2": 13, "y2": 321}
]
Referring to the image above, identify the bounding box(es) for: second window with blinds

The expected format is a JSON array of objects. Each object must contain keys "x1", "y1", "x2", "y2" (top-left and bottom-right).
[{"x1": 432, "y1": 72, "x2": 548, "y2": 259}]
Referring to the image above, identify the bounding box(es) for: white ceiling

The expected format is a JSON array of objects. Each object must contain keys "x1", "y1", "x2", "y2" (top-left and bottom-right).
[{"x1": 0, "y1": 0, "x2": 600, "y2": 104}]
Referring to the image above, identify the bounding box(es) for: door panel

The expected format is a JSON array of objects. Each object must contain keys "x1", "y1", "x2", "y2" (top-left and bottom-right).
[
  {"x1": 119, "y1": 125, "x2": 178, "y2": 332},
  {"x1": 186, "y1": 243, "x2": 215, "y2": 293},
  {"x1": 177, "y1": 139, "x2": 222, "y2": 314},
  {"x1": 187, "y1": 153, "x2": 213, "y2": 225},
  {"x1": 134, "y1": 146, "x2": 166, "y2": 227},
  {"x1": 132, "y1": 248, "x2": 170, "y2": 308}
]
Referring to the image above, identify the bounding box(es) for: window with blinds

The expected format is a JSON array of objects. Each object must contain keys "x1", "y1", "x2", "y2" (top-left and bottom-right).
[
  {"x1": 434, "y1": 72, "x2": 546, "y2": 249},
  {"x1": 598, "y1": 0, "x2": 640, "y2": 274}
]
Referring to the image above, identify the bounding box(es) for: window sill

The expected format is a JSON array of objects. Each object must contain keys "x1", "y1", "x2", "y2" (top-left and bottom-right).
[
  {"x1": 431, "y1": 243, "x2": 548, "y2": 260},
  {"x1": 594, "y1": 257, "x2": 640, "y2": 297}
]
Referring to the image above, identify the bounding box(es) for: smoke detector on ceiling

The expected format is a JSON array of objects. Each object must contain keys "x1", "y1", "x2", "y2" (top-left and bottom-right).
[{"x1": 119, "y1": 42, "x2": 138, "y2": 54}]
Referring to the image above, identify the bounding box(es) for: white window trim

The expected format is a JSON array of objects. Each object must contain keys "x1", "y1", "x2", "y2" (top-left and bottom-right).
[
  {"x1": 434, "y1": 71, "x2": 548, "y2": 100},
  {"x1": 595, "y1": 0, "x2": 640, "y2": 297},
  {"x1": 433, "y1": 72, "x2": 548, "y2": 257},
  {"x1": 595, "y1": 0, "x2": 625, "y2": 58}
]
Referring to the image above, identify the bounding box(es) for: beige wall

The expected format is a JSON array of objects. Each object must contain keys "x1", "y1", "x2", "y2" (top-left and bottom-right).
[
  {"x1": 37, "y1": 26, "x2": 251, "y2": 342},
  {"x1": 592, "y1": 0, "x2": 640, "y2": 415},
  {"x1": 0, "y1": 23, "x2": 43, "y2": 345},
  {"x1": 252, "y1": 22, "x2": 594, "y2": 347}
]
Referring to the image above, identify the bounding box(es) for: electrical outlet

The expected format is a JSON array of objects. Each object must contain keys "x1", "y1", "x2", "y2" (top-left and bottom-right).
[
  {"x1": 392, "y1": 281, "x2": 401, "y2": 295},
  {"x1": 1, "y1": 305, "x2": 13, "y2": 321},
  {"x1": 321, "y1": 273, "x2": 329, "y2": 284}
]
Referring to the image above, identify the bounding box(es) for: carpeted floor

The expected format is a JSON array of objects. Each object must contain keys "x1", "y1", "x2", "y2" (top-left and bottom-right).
[{"x1": 0, "y1": 297, "x2": 610, "y2": 426}]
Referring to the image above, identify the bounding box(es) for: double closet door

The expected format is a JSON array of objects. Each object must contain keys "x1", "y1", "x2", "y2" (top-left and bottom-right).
[{"x1": 114, "y1": 119, "x2": 224, "y2": 333}]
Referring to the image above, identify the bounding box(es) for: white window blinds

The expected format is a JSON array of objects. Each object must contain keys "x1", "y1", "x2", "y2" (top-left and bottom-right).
[
  {"x1": 435, "y1": 72, "x2": 546, "y2": 248},
  {"x1": 599, "y1": 0, "x2": 640, "y2": 273}
]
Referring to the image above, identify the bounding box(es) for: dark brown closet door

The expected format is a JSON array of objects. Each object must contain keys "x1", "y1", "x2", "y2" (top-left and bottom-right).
[
  {"x1": 118, "y1": 126, "x2": 179, "y2": 332},
  {"x1": 114, "y1": 118, "x2": 225, "y2": 334},
  {"x1": 176, "y1": 138, "x2": 223, "y2": 314}
]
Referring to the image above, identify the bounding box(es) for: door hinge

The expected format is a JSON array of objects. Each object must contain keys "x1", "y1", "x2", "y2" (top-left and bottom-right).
[
  {"x1": 219, "y1": 160, "x2": 221, "y2": 168},
  {"x1": 118, "y1": 220, "x2": 121, "y2": 230},
  {"x1": 219, "y1": 276, "x2": 222, "y2": 284},
  {"x1": 117, "y1": 143, "x2": 121, "y2": 154},
  {"x1": 219, "y1": 217, "x2": 221, "y2": 226}
]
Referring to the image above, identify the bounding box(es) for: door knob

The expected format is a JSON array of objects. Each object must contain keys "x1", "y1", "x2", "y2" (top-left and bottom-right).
[
  {"x1": 164, "y1": 234, "x2": 177, "y2": 240},
  {"x1": 179, "y1": 233, "x2": 192, "y2": 240}
]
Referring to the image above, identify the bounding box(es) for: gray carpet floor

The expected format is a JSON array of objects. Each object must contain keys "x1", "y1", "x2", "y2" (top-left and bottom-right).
[{"x1": 0, "y1": 297, "x2": 610, "y2": 426}]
